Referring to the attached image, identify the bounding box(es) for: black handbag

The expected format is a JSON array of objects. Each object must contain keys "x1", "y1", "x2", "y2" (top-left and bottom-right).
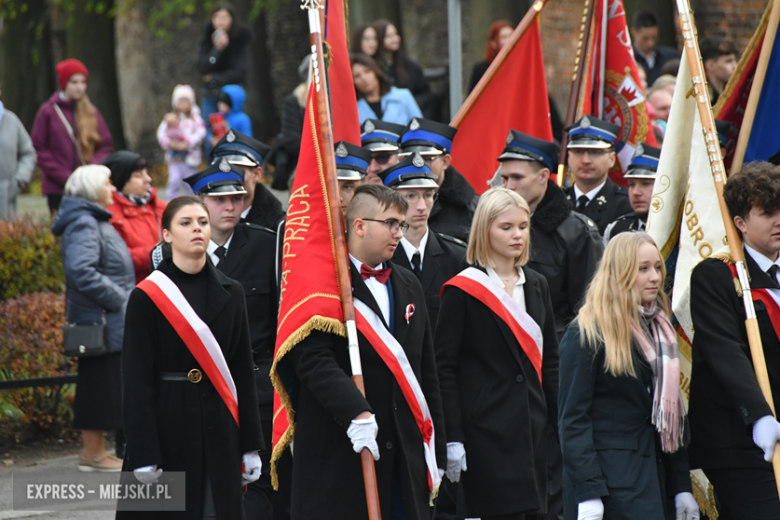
[{"x1": 62, "y1": 224, "x2": 109, "y2": 357}]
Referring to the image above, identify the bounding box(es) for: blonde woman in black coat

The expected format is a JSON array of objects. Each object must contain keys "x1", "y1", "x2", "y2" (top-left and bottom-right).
[
  {"x1": 558, "y1": 232, "x2": 698, "y2": 520},
  {"x1": 435, "y1": 187, "x2": 559, "y2": 520}
]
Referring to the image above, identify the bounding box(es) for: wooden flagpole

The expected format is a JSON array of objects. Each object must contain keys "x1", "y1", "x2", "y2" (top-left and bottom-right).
[
  {"x1": 730, "y1": 0, "x2": 780, "y2": 175},
  {"x1": 304, "y1": 1, "x2": 382, "y2": 517},
  {"x1": 676, "y1": 0, "x2": 780, "y2": 495},
  {"x1": 557, "y1": 0, "x2": 597, "y2": 187},
  {"x1": 449, "y1": 0, "x2": 551, "y2": 128}
]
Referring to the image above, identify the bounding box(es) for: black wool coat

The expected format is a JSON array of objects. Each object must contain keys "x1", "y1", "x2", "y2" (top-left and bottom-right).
[
  {"x1": 243, "y1": 185, "x2": 286, "y2": 231},
  {"x1": 528, "y1": 181, "x2": 603, "y2": 337},
  {"x1": 196, "y1": 22, "x2": 253, "y2": 99},
  {"x1": 118, "y1": 258, "x2": 264, "y2": 520},
  {"x1": 689, "y1": 250, "x2": 780, "y2": 470},
  {"x1": 428, "y1": 166, "x2": 479, "y2": 243},
  {"x1": 435, "y1": 265, "x2": 559, "y2": 518},
  {"x1": 391, "y1": 231, "x2": 468, "y2": 329},
  {"x1": 565, "y1": 178, "x2": 632, "y2": 236},
  {"x1": 284, "y1": 262, "x2": 446, "y2": 520},
  {"x1": 603, "y1": 212, "x2": 643, "y2": 245},
  {"x1": 558, "y1": 323, "x2": 692, "y2": 520}
]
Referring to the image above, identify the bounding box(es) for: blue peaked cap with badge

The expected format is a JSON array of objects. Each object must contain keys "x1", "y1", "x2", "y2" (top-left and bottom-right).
[
  {"x1": 624, "y1": 143, "x2": 661, "y2": 179},
  {"x1": 497, "y1": 129, "x2": 560, "y2": 172},
  {"x1": 335, "y1": 141, "x2": 372, "y2": 181},
  {"x1": 211, "y1": 129, "x2": 271, "y2": 168},
  {"x1": 184, "y1": 157, "x2": 247, "y2": 196},
  {"x1": 379, "y1": 152, "x2": 439, "y2": 189},
  {"x1": 566, "y1": 115, "x2": 620, "y2": 149},
  {"x1": 399, "y1": 118, "x2": 458, "y2": 156},
  {"x1": 361, "y1": 119, "x2": 406, "y2": 152}
]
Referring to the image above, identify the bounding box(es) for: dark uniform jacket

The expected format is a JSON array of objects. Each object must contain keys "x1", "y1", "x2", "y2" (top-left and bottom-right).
[
  {"x1": 689, "y1": 250, "x2": 780, "y2": 470},
  {"x1": 284, "y1": 262, "x2": 446, "y2": 520},
  {"x1": 633, "y1": 44, "x2": 679, "y2": 85},
  {"x1": 428, "y1": 165, "x2": 479, "y2": 243},
  {"x1": 391, "y1": 231, "x2": 468, "y2": 329},
  {"x1": 243, "y1": 183, "x2": 287, "y2": 230},
  {"x1": 119, "y1": 258, "x2": 263, "y2": 520},
  {"x1": 603, "y1": 212, "x2": 644, "y2": 245},
  {"x1": 565, "y1": 178, "x2": 632, "y2": 235},
  {"x1": 435, "y1": 266, "x2": 559, "y2": 518},
  {"x1": 529, "y1": 181, "x2": 603, "y2": 338},
  {"x1": 558, "y1": 323, "x2": 692, "y2": 520}
]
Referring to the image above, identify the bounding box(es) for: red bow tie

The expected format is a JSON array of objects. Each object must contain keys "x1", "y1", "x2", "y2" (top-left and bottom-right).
[{"x1": 360, "y1": 264, "x2": 392, "y2": 284}]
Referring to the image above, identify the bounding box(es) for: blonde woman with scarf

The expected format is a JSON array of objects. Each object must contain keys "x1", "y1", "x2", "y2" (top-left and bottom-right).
[{"x1": 558, "y1": 232, "x2": 699, "y2": 520}]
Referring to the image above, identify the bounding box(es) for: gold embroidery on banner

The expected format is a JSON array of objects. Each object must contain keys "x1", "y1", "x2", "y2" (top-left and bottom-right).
[{"x1": 278, "y1": 292, "x2": 343, "y2": 330}]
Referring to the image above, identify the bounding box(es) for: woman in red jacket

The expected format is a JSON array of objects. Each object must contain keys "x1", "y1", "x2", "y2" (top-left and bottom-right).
[{"x1": 104, "y1": 151, "x2": 166, "y2": 284}]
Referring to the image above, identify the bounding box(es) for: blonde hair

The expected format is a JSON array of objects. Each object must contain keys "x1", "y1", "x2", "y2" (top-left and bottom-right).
[
  {"x1": 74, "y1": 94, "x2": 102, "y2": 162},
  {"x1": 466, "y1": 187, "x2": 531, "y2": 268},
  {"x1": 578, "y1": 232, "x2": 670, "y2": 376}
]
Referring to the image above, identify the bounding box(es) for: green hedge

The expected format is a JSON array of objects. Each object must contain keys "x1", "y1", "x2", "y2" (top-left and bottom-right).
[{"x1": 0, "y1": 219, "x2": 64, "y2": 301}]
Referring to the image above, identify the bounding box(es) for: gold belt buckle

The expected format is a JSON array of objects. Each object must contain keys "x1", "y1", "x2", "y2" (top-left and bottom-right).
[{"x1": 188, "y1": 369, "x2": 203, "y2": 383}]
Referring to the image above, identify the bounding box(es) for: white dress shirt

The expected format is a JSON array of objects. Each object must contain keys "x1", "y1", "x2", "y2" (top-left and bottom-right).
[
  {"x1": 207, "y1": 232, "x2": 235, "y2": 267},
  {"x1": 400, "y1": 230, "x2": 429, "y2": 270},
  {"x1": 486, "y1": 265, "x2": 526, "y2": 311},
  {"x1": 350, "y1": 254, "x2": 391, "y2": 326},
  {"x1": 241, "y1": 205, "x2": 251, "y2": 219},
  {"x1": 745, "y1": 243, "x2": 780, "y2": 309},
  {"x1": 574, "y1": 180, "x2": 607, "y2": 206}
]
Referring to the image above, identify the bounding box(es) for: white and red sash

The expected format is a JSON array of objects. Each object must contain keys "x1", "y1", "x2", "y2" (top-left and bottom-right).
[
  {"x1": 442, "y1": 267, "x2": 544, "y2": 382},
  {"x1": 137, "y1": 270, "x2": 240, "y2": 427},
  {"x1": 726, "y1": 262, "x2": 780, "y2": 343},
  {"x1": 353, "y1": 298, "x2": 441, "y2": 492}
]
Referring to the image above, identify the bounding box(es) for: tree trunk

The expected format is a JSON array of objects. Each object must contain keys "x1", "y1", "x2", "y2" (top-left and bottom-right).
[{"x1": 266, "y1": 0, "x2": 310, "y2": 116}]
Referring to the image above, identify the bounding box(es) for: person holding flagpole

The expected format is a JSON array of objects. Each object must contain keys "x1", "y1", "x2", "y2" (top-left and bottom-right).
[
  {"x1": 118, "y1": 189, "x2": 264, "y2": 520},
  {"x1": 435, "y1": 187, "x2": 559, "y2": 520},
  {"x1": 558, "y1": 232, "x2": 696, "y2": 520}
]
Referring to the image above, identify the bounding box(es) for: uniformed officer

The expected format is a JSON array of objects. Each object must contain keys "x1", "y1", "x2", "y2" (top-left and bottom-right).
[
  {"x1": 379, "y1": 152, "x2": 468, "y2": 332},
  {"x1": 361, "y1": 119, "x2": 404, "y2": 184},
  {"x1": 564, "y1": 115, "x2": 632, "y2": 235},
  {"x1": 399, "y1": 117, "x2": 479, "y2": 242},
  {"x1": 498, "y1": 129, "x2": 603, "y2": 338},
  {"x1": 183, "y1": 159, "x2": 280, "y2": 520},
  {"x1": 212, "y1": 129, "x2": 286, "y2": 230},
  {"x1": 603, "y1": 143, "x2": 660, "y2": 244},
  {"x1": 335, "y1": 140, "x2": 372, "y2": 212}
]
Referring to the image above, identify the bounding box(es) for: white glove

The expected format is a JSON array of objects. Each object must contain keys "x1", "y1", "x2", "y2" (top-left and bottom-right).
[
  {"x1": 347, "y1": 414, "x2": 380, "y2": 461},
  {"x1": 241, "y1": 451, "x2": 262, "y2": 486},
  {"x1": 577, "y1": 497, "x2": 604, "y2": 520},
  {"x1": 752, "y1": 415, "x2": 780, "y2": 462},
  {"x1": 675, "y1": 492, "x2": 700, "y2": 520},
  {"x1": 134, "y1": 465, "x2": 162, "y2": 484},
  {"x1": 446, "y1": 442, "x2": 467, "y2": 483}
]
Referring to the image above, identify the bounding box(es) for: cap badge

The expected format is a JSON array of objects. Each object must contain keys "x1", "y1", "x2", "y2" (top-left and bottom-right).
[
  {"x1": 219, "y1": 157, "x2": 231, "y2": 172},
  {"x1": 412, "y1": 153, "x2": 425, "y2": 168},
  {"x1": 364, "y1": 120, "x2": 375, "y2": 133},
  {"x1": 409, "y1": 119, "x2": 420, "y2": 131},
  {"x1": 635, "y1": 143, "x2": 645, "y2": 158},
  {"x1": 226, "y1": 130, "x2": 235, "y2": 143},
  {"x1": 506, "y1": 131, "x2": 514, "y2": 145},
  {"x1": 336, "y1": 142, "x2": 348, "y2": 158},
  {"x1": 581, "y1": 116, "x2": 591, "y2": 130}
]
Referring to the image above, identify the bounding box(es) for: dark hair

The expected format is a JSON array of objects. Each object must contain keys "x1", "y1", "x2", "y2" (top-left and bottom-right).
[
  {"x1": 372, "y1": 20, "x2": 410, "y2": 87},
  {"x1": 484, "y1": 20, "x2": 513, "y2": 64},
  {"x1": 700, "y1": 37, "x2": 739, "y2": 63},
  {"x1": 351, "y1": 54, "x2": 391, "y2": 98},
  {"x1": 346, "y1": 184, "x2": 409, "y2": 230},
  {"x1": 631, "y1": 11, "x2": 658, "y2": 30},
  {"x1": 724, "y1": 162, "x2": 780, "y2": 224},
  {"x1": 659, "y1": 59, "x2": 680, "y2": 77},
  {"x1": 208, "y1": 2, "x2": 240, "y2": 38},
  {"x1": 161, "y1": 196, "x2": 210, "y2": 231},
  {"x1": 351, "y1": 24, "x2": 376, "y2": 55}
]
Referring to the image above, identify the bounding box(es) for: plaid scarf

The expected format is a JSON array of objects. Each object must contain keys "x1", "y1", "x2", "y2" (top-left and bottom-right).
[{"x1": 632, "y1": 302, "x2": 688, "y2": 452}]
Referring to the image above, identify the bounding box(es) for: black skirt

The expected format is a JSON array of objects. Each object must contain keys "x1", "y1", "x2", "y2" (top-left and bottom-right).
[{"x1": 72, "y1": 352, "x2": 123, "y2": 431}]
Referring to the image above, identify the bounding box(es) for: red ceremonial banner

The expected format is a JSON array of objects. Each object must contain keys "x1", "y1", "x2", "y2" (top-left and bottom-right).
[
  {"x1": 325, "y1": 0, "x2": 361, "y2": 144},
  {"x1": 450, "y1": 18, "x2": 552, "y2": 195},
  {"x1": 580, "y1": 0, "x2": 657, "y2": 186},
  {"x1": 270, "y1": 84, "x2": 347, "y2": 486}
]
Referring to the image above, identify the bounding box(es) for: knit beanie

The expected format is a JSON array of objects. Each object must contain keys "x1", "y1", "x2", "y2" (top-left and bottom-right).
[
  {"x1": 55, "y1": 59, "x2": 89, "y2": 91},
  {"x1": 102, "y1": 151, "x2": 146, "y2": 191},
  {"x1": 218, "y1": 90, "x2": 233, "y2": 109}
]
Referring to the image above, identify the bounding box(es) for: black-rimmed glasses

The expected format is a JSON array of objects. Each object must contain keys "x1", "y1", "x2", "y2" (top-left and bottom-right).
[{"x1": 361, "y1": 218, "x2": 410, "y2": 235}]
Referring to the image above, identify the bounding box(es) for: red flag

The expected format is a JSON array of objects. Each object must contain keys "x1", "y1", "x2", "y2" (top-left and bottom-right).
[
  {"x1": 325, "y1": 0, "x2": 361, "y2": 144},
  {"x1": 269, "y1": 83, "x2": 347, "y2": 487},
  {"x1": 450, "y1": 18, "x2": 552, "y2": 195},
  {"x1": 580, "y1": 0, "x2": 657, "y2": 186}
]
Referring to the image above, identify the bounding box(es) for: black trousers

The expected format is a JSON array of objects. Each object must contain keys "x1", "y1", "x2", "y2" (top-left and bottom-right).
[
  {"x1": 47, "y1": 194, "x2": 62, "y2": 214},
  {"x1": 706, "y1": 466, "x2": 780, "y2": 520},
  {"x1": 244, "y1": 366, "x2": 274, "y2": 519}
]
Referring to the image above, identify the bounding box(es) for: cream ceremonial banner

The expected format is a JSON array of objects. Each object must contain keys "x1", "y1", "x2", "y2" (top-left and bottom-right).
[{"x1": 646, "y1": 55, "x2": 727, "y2": 518}]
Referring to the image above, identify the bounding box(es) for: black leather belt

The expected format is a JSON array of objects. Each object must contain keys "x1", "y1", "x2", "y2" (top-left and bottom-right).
[{"x1": 160, "y1": 369, "x2": 203, "y2": 383}]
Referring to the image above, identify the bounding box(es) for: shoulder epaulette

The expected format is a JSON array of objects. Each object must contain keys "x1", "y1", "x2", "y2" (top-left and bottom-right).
[
  {"x1": 569, "y1": 211, "x2": 598, "y2": 230},
  {"x1": 436, "y1": 232, "x2": 467, "y2": 248},
  {"x1": 615, "y1": 184, "x2": 629, "y2": 195},
  {"x1": 712, "y1": 252, "x2": 743, "y2": 297}
]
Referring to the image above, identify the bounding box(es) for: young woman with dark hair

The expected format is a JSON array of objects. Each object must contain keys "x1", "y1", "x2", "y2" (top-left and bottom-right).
[
  {"x1": 352, "y1": 53, "x2": 421, "y2": 125},
  {"x1": 351, "y1": 24, "x2": 379, "y2": 57}
]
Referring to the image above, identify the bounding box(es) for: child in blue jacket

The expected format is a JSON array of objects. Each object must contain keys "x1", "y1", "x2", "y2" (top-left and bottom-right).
[{"x1": 207, "y1": 84, "x2": 253, "y2": 152}]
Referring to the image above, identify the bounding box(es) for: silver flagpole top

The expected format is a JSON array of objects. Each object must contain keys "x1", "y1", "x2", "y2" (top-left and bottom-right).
[{"x1": 301, "y1": 0, "x2": 324, "y2": 10}]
